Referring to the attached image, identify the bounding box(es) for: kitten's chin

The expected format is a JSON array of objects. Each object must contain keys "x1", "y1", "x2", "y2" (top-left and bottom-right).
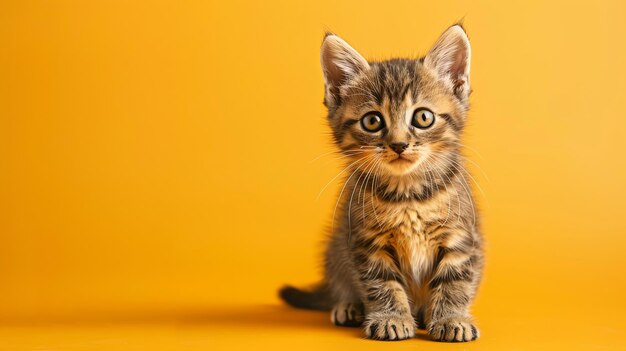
[{"x1": 383, "y1": 157, "x2": 420, "y2": 176}]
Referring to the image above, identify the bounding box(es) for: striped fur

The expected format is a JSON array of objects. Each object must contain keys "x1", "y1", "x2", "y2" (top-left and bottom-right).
[{"x1": 280, "y1": 25, "x2": 484, "y2": 343}]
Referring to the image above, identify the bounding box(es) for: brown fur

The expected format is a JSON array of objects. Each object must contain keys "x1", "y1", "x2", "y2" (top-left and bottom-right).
[{"x1": 280, "y1": 25, "x2": 484, "y2": 343}]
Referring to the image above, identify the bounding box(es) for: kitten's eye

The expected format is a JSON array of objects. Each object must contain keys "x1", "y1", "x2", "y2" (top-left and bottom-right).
[
  {"x1": 360, "y1": 112, "x2": 385, "y2": 132},
  {"x1": 412, "y1": 108, "x2": 435, "y2": 129}
]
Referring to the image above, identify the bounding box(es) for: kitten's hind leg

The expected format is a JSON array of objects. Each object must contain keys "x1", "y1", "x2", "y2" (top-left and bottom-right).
[{"x1": 331, "y1": 302, "x2": 364, "y2": 327}]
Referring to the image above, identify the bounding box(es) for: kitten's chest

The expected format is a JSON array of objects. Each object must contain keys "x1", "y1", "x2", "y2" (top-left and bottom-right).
[{"x1": 385, "y1": 205, "x2": 438, "y2": 285}]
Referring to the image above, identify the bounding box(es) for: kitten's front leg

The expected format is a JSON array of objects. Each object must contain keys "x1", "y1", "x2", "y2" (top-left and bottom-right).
[
  {"x1": 427, "y1": 231, "x2": 481, "y2": 342},
  {"x1": 351, "y1": 239, "x2": 416, "y2": 341}
]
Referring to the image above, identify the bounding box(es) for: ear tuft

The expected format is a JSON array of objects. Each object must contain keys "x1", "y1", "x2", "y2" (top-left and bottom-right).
[
  {"x1": 424, "y1": 25, "x2": 471, "y2": 102},
  {"x1": 320, "y1": 34, "x2": 369, "y2": 107}
]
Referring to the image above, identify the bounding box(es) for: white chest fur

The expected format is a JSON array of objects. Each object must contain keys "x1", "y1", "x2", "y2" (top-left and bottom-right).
[{"x1": 392, "y1": 206, "x2": 437, "y2": 286}]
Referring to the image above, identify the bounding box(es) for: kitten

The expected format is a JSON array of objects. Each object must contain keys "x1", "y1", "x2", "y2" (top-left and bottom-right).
[{"x1": 280, "y1": 25, "x2": 484, "y2": 343}]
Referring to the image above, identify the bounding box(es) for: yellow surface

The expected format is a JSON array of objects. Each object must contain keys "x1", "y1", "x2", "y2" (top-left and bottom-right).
[{"x1": 1, "y1": 0, "x2": 626, "y2": 350}]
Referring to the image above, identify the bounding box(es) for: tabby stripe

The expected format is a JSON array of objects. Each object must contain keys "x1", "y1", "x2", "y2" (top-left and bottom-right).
[
  {"x1": 429, "y1": 262, "x2": 473, "y2": 289},
  {"x1": 353, "y1": 249, "x2": 405, "y2": 285},
  {"x1": 374, "y1": 164, "x2": 458, "y2": 202},
  {"x1": 364, "y1": 281, "x2": 410, "y2": 314},
  {"x1": 382, "y1": 244, "x2": 402, "y2": 271},
  {"x1": 340, "y1": 119, "x2": 359, "y2": 133},
  {"x1": 439, "y1": 113, "x2": 462, "y2": 132}
]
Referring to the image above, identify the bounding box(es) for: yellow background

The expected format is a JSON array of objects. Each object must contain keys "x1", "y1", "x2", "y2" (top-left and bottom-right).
[{"x1": 1, "y1": 0, "x2": 626, "y2": 350}]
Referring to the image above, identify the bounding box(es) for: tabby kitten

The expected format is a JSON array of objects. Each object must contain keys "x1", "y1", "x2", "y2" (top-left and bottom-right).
[{"x1": 280, "y1": 25, "x2": 484, "y2": 343}]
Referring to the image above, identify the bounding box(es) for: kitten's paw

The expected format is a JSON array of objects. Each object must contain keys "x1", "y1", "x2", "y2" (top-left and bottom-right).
[
  {"x1": 428, "y1": 316, "x2": 479, "y2": 342},
  {"x1": 331, "y1": 302, "x2": 364, "y2": 327},
  {"x1": 363, "y1": 312, "x2": 416, "y2": 341}
]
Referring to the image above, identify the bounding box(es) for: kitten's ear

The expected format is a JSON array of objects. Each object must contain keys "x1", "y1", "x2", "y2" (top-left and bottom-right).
[
  {"x1": 320, "y1": 34, "x2": 370, "y2": 107},
  {"x1": 424, "y1": 25, "x2": 471, "y2": 101}
]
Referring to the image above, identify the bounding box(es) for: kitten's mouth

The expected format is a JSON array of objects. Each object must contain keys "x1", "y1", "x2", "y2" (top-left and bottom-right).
[
  {"x1": 385, "y1": 154, "x2": 420, "y2": 175},
  {"x1": 389, "y1": 156, "x2": 413, "y2": 164}
]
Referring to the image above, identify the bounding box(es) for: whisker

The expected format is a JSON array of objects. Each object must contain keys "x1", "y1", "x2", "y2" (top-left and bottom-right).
[
  {"x1": 309, "y1": 149, "x2": 365, "y2": 163},
  {"x1": 449, "y1": 141, "x2": 485, "y2": 160},
  {"x1": 434, "y1": 152, "x2": 488, "y2": 204},
  {"x1": 461, "y1": 155, "x2": 490, "y2": 182},
  {"x1": 432, "y1": 153, "x2": 477, "y2": 226},
  {"x1": 369, "y1": 158, "x2": 384, "y2": 228},
  {"x1": 317, "y1": 151, "x2": 371, "y2": 166},
  {"x1": 332, "y1": 156, "x2": 372, "y2": 232},
  {"x1": 361, "y1": 156, "x2": 383, "y2": 221},
  {"x1": 317, "y1": 156, "x2": 366, "y2": 200},
  {"x1": 423, "y1": 158, "x2": 452, "y2": 227},
  {"x1": 358, "y1": 153, "x2": 379, "y2": 205},
  {"x1": 347, "y1": 155, "x2": 379, "y2": 241}
]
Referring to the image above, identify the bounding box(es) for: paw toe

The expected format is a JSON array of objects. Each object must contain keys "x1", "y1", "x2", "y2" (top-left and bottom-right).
[
  {"x1": 331, "y1": 303, "x2": 363, "y2": 327},
  {"x1": 428, "y1": 318, "x2": 479, "y2": 342},
  {"x1": 364, "y1": 313, "x2": 416, "y2": 341}
]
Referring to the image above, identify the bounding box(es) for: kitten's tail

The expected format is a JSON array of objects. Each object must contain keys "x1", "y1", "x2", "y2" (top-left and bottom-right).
[{"x1": 278, "y1": 282, "x2": 333, "y2": 311}]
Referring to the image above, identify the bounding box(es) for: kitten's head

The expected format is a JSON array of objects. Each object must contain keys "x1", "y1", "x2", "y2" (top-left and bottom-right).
[{"x1": 321, "y1": 25, "x2": 471, "y2": 180}]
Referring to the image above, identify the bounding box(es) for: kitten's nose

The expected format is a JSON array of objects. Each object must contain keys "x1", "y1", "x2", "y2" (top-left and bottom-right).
[{"x1": 390, "y1": 142, "x2": 409, "y2": 155}]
